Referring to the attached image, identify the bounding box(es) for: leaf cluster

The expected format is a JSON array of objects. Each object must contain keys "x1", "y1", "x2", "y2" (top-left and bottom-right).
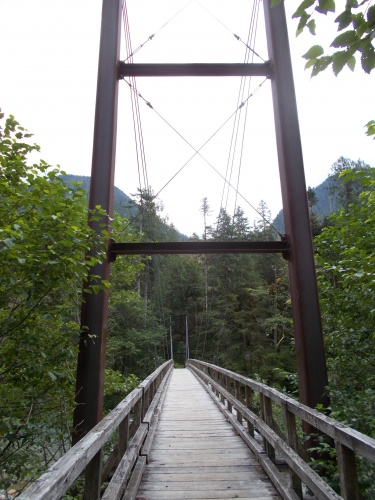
[
  {"x1": 0, "y1": 113, "x2": 111, "y2": 490},
  {"x1": 315, "y1": 168, "x2": 375, "y2": 438},
  {"x1": 292, "y1": 0, "x2": 375, "y2": 76}
]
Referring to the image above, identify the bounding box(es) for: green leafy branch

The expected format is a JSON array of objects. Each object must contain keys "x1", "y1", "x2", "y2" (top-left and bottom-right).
[{"x1": 293, "y1": 0, "x2": 375, "y2": 76}]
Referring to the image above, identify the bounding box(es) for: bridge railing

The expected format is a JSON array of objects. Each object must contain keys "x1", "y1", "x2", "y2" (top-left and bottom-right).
[
  {"x1": 19, "y1": 359, "x2": 173, "y2": 500},
  {"x1": 187, "y1": 359, "x2": 375, "y2": 500}
]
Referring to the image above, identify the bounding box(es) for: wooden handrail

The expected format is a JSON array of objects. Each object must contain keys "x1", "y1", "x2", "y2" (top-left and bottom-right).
[
  {"x1": 187, "y1": 359, "x2": 375, "y2": 500},
  {"x1": 19, "y1": 360, "x2": 173, "y2": 500}
]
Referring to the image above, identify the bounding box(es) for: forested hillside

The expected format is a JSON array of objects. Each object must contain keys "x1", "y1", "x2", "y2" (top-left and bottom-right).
[
  {"x1": 62, "y1": 173, "x2": 137, "y2": 220},
  {"x1": 61, "y1": 174, "x2": 188, "y2": 241},
  {"x1": 1, "y1": 114, "x2": 374, "y2": 496},
  {"x1": 273, "y1": 157, "x2": 370, "y2": 233}
]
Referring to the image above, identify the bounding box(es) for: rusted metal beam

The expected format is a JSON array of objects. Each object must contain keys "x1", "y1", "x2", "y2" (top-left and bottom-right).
[
  {"x1": 109, "y1": 240, "x2": 288, "y2": 257},
  {"x1": 263, "y1": 0, "x2": 329, "y2": 412},
  {"x1": 73, "y1": 0, "x2": 122, "y2": 460},
  {"x1": 118, "y1": 62, "x2": 271, "y2": 78}
]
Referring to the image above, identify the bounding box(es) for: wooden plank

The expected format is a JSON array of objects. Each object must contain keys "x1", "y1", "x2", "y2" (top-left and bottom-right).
[
  {"x1": 148, "y1": 449, "x2": 254, "y2": 458},
  {"x1": 189, "y1": 364, "x2": 340, "y2": 500},
  {"x1": 136, "y1": 489, "x2": 278, "y2": 499},
  {"x1": 155, "y1": 431, "x2": 236, "y2": 438},
  {"x1": 285, "y1": 408, "x2": 303, "y2": 499},
  {"x1": 192, "y1": 376, "x2": 299, "y2": 500},
  {"x1": 83, "y1": 450, "x2": 102, "y2": 500},
  {"x1": 144, "y1": 465, "x2": 257, "y2": 474},
  {"x1": 336, "y1": 442, "x2": 360, "y2": 499},
  {"x1": 151, "y1": 438, "x2": 245, "y2": 449},
  {"x1": 101, "y1": 423, "x2": 148, "y2": 500},
  {"x1": 141, "y1": 470, "x2": 270, "y2": 482},
  {"x1": 148, "y1": 458, "x2": 260, "y2": 467},
  {"x1": 123, "y1": 455, "x2": 146, "y2": 500},
  {"x1": 143, "y1": 364, "x2": 173, "y2": 425},
  {"x1": 17, "y1": 387, "x2": 143, "y2": 500},
  {"x1": 159, "y1": 415, "x2": 224, "y2": 421},
  {"x1": 17, "y1": 362, "x2": 173, "y2": 500},
  {"x1": 139, "y1": 479, "x2": 275, "y2": 491},
  {"x1": 140, "y1": 414, "x2": 159, "y2": 462},
  {"x1": 136, "y1": 369, "x2": 281, "y2": 500},
  {"x1": 187, "y1": 360, "x2": 375, "y2": 463}
]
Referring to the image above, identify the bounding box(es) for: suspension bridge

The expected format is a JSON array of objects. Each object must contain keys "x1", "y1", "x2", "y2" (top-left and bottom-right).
[
  {"x1": 20, "y1": 360, "x2": 375, "y2": 499},
  {"x1": 10, "y1": 0, "x2": 375, "y2": 497}
]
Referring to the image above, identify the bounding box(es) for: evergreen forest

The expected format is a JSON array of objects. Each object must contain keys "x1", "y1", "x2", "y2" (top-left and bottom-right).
[{"x1": 1, "y1": 113, "x2": 375, "y2": 496}]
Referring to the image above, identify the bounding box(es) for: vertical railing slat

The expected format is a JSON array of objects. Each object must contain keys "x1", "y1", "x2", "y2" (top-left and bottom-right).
[
  {"x1": 118, "y1": 413, "x2": 129, "y2": 460},
  {"x1": 260, "y1": 394, "x2": 275, "y2": 460},
  {"x1": 235, "y1": 380, "x2": 243, "y2": 425},
  {"x1": 284, "y1": 407, "x2": 303, "y2": 498},
  {"x1": 336, "y1": 442, "x2": 360, "y2": 500},
  {"x1": 245, "y1": 385, "x2": 255, "y2": 437}
]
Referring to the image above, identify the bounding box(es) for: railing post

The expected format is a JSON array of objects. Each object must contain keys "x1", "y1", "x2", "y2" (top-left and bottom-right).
[
  {"x1": 216, "y1": 371, "x2": 222, "y2": 401},
  {"x1": 235, "y1": 380, "x2": 243, "y2": 425},
  {"x1": 216, "y1": 370, "x2": 221, "y2": 398},
  {"x1": 336, "y1": 442, "x2": 360, "y2": 499},
  {"x1": 84, "y1": 450, "x2": 102, "y2": 500},
  {"x1": 284, "y1": 407, "x2": 303, "y2": 498},
  {"x1": 260, "y1": 393, "x2": 275, "y2": 460},
  {"x1": 142, "y1": 386, "x2": 149, "y2": 421},
  {"x1": 226, "y1": 376, "x2": 233, "y2": 414},
  {"x1": 130, "y1": 398, "x2": 142, "y2": 438},
  {"x1": 118, "y1": 414, "x2": 129, "y2": 460},
  {"x1": 245, "y1": 385, "x2": 255, "y2": 437}
]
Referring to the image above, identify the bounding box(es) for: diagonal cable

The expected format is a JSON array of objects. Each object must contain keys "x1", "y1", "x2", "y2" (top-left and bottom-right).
[
  {"x1": 123, "y1": 0, "x2": 193, "y2": 62},
  {"x1": 121, "y1": 78, "x2": 282, "y2": 237},
  {"x1": 194, "y1": 0, "x2": 266, "y2": 62}
]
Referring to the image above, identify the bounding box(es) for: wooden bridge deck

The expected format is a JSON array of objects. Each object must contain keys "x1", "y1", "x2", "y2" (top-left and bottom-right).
[{"x1": 136, "y1": 368, "x2": 280, "y2": 499}]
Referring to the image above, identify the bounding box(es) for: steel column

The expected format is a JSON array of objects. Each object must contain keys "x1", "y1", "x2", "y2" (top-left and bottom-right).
[
  {"x1": 263, "y1": 0, "x2": 329, "y2": 410},
  {"x1": 73, "y1": 0, "x2": 122, "y2": 445}
]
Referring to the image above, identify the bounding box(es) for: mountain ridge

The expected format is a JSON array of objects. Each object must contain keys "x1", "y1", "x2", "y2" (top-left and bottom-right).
[
  {"x1": 273, "y1": 176, "x2": 340, "y2": 233},
  {"x1": 61, "y1": 174, "x2": 188, "y2": 241}
]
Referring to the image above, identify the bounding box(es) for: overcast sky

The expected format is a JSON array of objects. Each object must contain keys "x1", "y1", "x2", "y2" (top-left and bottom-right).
[{"x1": 1, "y1": 0, "x2": 374, "y2": 237}]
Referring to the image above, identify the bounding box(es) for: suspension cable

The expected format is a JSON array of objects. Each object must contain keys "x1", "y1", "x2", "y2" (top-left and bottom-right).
[
  {"x1": 221, "y1": 0, "x2": 261, "y2": 217},
  {"x1": 120, "y1": 78, "x2": 282, "y2": 237},
  {"x1": 123, "y1": 0, "x2": 193, "y2": 62},
  {"x1": 194, "y1": 0, "x2": 266, "y2": 62},
  {"x1": 123, "y1": 1, "x2": 151, "y2": 237},
  {"x1": 232, "y1": 0, "x2": 262, "y2": 216}
]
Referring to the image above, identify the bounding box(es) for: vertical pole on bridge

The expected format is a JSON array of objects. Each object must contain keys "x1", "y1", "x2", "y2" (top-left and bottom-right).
[
  {"x1": 185, "y1": 315, "x2": 190, "y2": 360},
  {"x1": 263, "y1": 0, "x2": 329, "y2": 412},
  {"x1": 73, "y1": 0, "x2": 122, "y2": 495},
  {"x1": 169, "y1": 316, "x2": 174, "y2": 360}
]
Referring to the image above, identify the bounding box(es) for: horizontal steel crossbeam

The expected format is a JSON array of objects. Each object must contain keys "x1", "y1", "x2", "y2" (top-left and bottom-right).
[
  {"x1": 118, "y1": 62, "x2": 271, "y2": 78},
  {"x1": 109, "y1": 240, "x2": 288, "y2": 259}
]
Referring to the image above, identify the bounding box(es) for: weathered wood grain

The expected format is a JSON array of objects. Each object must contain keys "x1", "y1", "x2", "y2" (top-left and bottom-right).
[
  {"x1": 136, "y1": 489, "x2": 278, "y2": 499},
  {"x1": 187, "y1": 360, "x2": 375, "y2": 463},
  {"x1": 136, "y1": 369, "x2": 281, "y2": 500},
  {"x1": 18, "y1": 360, "x2": 173, "y2": 500},
  {"x1": 102, "y1": 423, "x2": 148, "y2": 500},
  {"x1": 188, "y1": 362, "x2": 341, "y2": 500},
  {"x1": 148, "y1": 458, "x2": 260, "y2": 467},
  {"x1": 124, "y1": 455, "x2": 146, "y2": 500}
]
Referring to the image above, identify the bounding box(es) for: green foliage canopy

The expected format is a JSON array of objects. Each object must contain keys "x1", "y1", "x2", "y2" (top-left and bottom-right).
[
  {"x1": 0, "y1": 113, "x2": 109, "y2": 488},
  {"x1": 315, "y1": 168, "x2": 375, "y2": 436},
  {"x1": 290, "y1": 0, "x2": 375, "y2": 76}
]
